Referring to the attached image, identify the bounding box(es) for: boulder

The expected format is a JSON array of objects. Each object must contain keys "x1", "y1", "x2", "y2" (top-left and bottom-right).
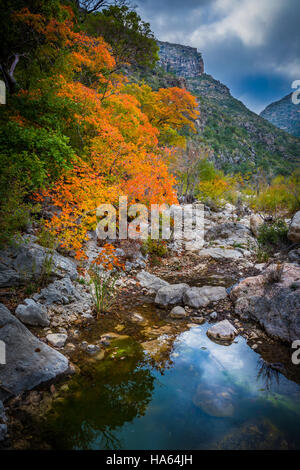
[
  {"x1": 15, "y1": 299, "x2": 49, "y2": 327},
  {"x1": 198, "y1": 247, "x2": 243, "y2": 261},
  {"x1": 231, "y1": 263, "x2": 300, "y2": 343},
  {"x1": 136, "y1": 270, "x2": 169, "y2": 292},
  {"x1": 86, "y1": 344, "x2": 100, "y2": 354},
  {"x1": 288, "y1": 211, "x2": 300, "y2": 243},
  {"x1": 0, "y1": 239, "x2": 78, "y2": 288},
  {"x1": 183, "y1": 286, "x2": 227, "y2": 308},
  {"x1": 14, "y1": 243, "x2": 78, "y2": 281},
  {"x1": 0, "y1": 304, "x2": 69, "y2": 400},
  {"x1": 169, "y1": 306, "x2": 187, "y2": 319},
  {"x1": 207, "y1": 319, "x2": 237, "y2": 342},
  {"x1": 250, "y1": 214, "x2": 264, "y2": 237},
  {"x1": 46, "y1": 333, "x2": 68, "y2": 348},
  {"x1": 205, "y1": 222, "x2": 257, "y2": 248},
  {"x1": 155, "y1": 283, "x2": 189, "y2": 307},
  {"x1": 33, "y1": 277, "x2": 81, "y2": 305},
  {"x1": 288, "y1": 248, "x2": 300, "y2": 265}
]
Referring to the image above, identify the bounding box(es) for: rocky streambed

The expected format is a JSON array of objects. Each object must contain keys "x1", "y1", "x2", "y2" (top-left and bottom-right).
[{"x1": 0, "y1": 203, "x2": 300, "y2": 449}]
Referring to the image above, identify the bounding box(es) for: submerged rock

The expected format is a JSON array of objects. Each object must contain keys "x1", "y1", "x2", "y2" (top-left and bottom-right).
[
  {"x1": 192, "y1": 384, "x2": 235, "y2": 417},
  {"x1": 15, "y1": 299, "x2": 49, "y2": 327},
  {"x1": 207, "y1": 320, "x2": 238, "y2": 342},
  {"x1": 0, "y1": 304, "x2": 69, "y2": 400},
  {"x1": 231, "y1": 263, "x2": 300, "y2": 342},
  {"x1": 86, "y1": 344, "x2": 100, "y2": 354},
  {"x1": 183, "y1": 286, "x2": 227, "y2": 308},
  {"x1": 46, "y1": 333, "x2": 68, "y2": 348},
  {"x1": 141, "y1": 336, "x2": 170, "y2": 360},
  {"x1": 155, "y1": 283, "x2": 189, "y2": 307},
  {"x1": 169, "y1": 306, "x2": 187, "y2": 319}
]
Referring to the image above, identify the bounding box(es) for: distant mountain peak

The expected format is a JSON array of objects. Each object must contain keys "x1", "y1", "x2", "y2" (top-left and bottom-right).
[{"x1": 260, "y1": 93, "x2": 300, "y2": 138}]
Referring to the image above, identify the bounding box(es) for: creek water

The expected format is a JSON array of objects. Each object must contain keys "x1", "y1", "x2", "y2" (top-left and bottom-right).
[{"x1": 39, "y1": 323, "x2": 300, "y2": 450}]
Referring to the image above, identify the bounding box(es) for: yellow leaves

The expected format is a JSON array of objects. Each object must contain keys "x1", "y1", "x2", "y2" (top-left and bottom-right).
[{"x1": 124, "y1": 83, "x2": 199, "y2": 148}]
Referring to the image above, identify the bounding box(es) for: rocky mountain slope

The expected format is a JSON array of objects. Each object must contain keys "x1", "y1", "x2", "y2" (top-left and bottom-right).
[
  {"x1": 156, "y1": 41, "x2": 300, "y2": 176},
  {"x1": 260, "y1": 93, "x2": 300, "y2": 138},
  {"x1": 157, "y1": 41, "x2": 204, "y2": 78}
]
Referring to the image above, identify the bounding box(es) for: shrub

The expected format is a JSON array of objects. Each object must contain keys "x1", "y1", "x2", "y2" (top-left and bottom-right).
[
  {"x1": 0, "y1": 122, "x2": 75, "y2": 192},
  {"x1": 0, "y1": 182, "x2": 35, "y2": 248},
  {"x1": 89, "y1": 244, "x2": 123, "y2": 318},
  {"x1": 257, "y1": 220, "x2": 289, "y2": 249},
  {"x1": 264, "y1": 263, "x2": 285, "y2": 285},
  {"x1": 249, "y1": 172, "x2": 300, "y2": 216},
  {"x1": 141, "y1": 237, "x2": 168, "y2": 258},
  {"x1": 90, "y1": 266, "x2": 119, "y2": 318}
]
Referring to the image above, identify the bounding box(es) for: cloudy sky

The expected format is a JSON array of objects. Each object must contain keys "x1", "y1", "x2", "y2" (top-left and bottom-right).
[{"x1": 134, "y1": 0, "x2": 300, "y2": 113}]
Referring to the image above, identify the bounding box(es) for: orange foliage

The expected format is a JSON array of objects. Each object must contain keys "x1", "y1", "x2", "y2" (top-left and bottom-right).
[
  {"x1": 93, "y1": 243, "x2": 124, "y2": 271},
  {"x1": 14, "y1": 6, "x2": 199, "y2": 256}
]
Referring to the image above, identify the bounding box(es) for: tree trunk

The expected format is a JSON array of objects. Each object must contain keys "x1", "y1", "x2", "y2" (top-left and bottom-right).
[{"x1": 0, "y1": 54, "x2": 21, "y2": 95}]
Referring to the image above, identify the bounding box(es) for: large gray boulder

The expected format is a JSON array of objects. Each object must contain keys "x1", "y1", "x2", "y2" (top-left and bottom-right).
[
  {"x1": 15, "y1": 299, "x2": 49, "y2": 327},
  {"x1": 183, "y1": 286, "x2": 228, "y2": 308},
  {"x1": 288, "y1": 211, "x2": 300, "y2": 243},
  {"x1": 198, "y1": 247, "x2": 243, "y2": 261},
  {"x1": 0, "y1": 240, "x2": 78, "y2": 287},
  {"x1": 207, "y1": 320, "x2": 237, "y2": 342},
  {"x1": 155, "y1": 283, "x2": 189, "y2": 307},
  {"x1": 0, "y1": 304, "x2": 69, "y2": 400},
  {"x1": 33, "y1": 277, "x2": 81, "y2": 305},
  {"x1": 206, "y1": 222, "x2": 257, "y2": 248},
  {"x1": 231, "y1": 263, "x2": 300, "y2": 343},
  {"x1": 136, "y1": 270, "x2": 169, "y2": 292}
]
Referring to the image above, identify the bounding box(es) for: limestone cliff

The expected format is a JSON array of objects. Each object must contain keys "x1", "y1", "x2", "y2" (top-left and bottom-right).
[
  {"x1": 157, "y1": 41, "x2": 204, "y2": 78},
  {"x1": 155, "y1": 41, "x2": 300, "y2": 176}
]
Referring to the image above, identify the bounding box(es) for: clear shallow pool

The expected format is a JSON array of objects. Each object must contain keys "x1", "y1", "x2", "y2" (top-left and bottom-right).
[{"x1": 41, "y1": 324, "x2": 300, "y2": 450}]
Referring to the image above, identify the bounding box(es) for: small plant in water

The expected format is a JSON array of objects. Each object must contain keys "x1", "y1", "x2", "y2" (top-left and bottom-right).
[{"x1": 89, "y1": 244, "x2": 124, "y2": 318}]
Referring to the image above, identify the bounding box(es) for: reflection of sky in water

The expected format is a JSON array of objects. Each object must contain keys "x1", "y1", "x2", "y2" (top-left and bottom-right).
[{"x1": 113, "y1": 325, "x2": 300, "y2": 450}]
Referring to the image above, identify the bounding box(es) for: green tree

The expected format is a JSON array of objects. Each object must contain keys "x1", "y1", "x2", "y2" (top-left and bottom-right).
[{"x1": 85, "y1": 5, "x2": 159, "y2": 69}]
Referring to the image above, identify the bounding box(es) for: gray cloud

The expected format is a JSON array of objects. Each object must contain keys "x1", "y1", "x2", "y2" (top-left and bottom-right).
[{"x1": 135, "y1": 0, "x2": 300, "y2": 113}]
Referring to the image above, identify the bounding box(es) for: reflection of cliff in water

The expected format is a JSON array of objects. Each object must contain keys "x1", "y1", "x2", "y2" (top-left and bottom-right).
[{"x1": 42, "y1": 342, "x2": 155, "y2": 450}]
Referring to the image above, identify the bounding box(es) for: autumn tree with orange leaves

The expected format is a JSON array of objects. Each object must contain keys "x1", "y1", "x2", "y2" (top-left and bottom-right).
[{"x1": 0, "y1": 2, "x2": 199, "y2": 255}]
